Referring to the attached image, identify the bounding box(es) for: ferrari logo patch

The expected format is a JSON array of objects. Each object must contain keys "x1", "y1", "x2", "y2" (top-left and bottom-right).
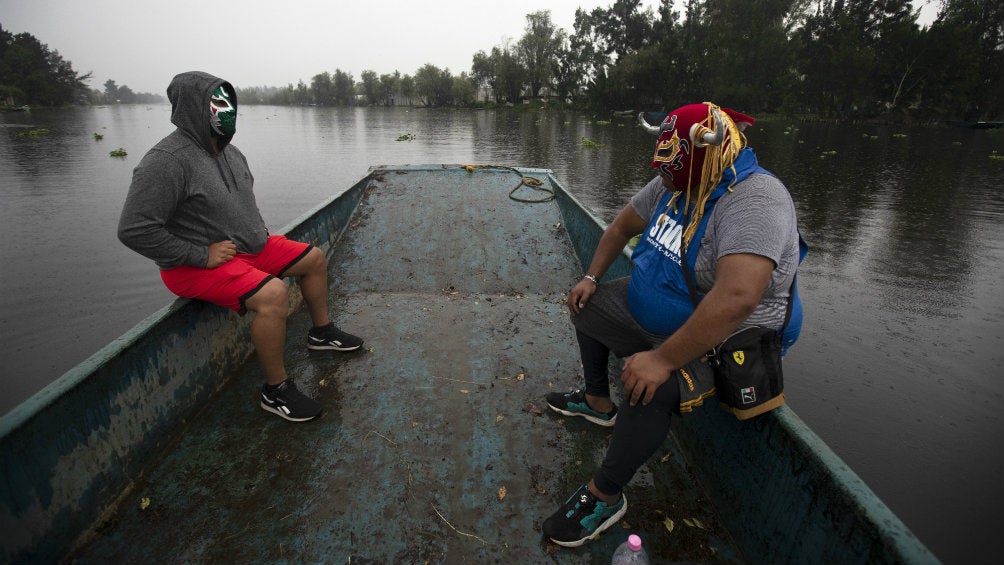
[{"x1": 732, "y1": 351, "x2": 745, "y2": 365}]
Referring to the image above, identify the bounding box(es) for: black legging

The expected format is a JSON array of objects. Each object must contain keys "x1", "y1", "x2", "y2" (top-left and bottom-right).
[
  {"x1": 594, "y1": 378, "x2": 681, "y2": 495},
  {"x1": 575, "y1": 328, "x2": 682, "y2": 496}
]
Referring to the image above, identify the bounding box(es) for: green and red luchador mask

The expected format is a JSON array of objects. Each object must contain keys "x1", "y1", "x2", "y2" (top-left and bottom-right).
[{"x1": 210, "y1": 85, "x2": 236, "y2": 137}]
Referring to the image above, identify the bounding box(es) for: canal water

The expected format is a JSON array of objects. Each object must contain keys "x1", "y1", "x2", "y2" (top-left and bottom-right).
[{"x1": 1, "y1": 105, "x2": 1001, "y2": 564}]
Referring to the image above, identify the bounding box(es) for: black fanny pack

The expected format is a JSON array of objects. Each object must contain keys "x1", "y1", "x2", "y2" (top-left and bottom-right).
[
  {"x1": 706, "y1": 325, "x2": 786, "y2": 419},
  {"x1": 681, "y1": 244, "x2": 794, "y2": 420}
]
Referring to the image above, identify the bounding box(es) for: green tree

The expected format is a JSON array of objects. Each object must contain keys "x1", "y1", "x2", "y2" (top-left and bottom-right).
[
  {"x1": 378, "y1": 72, "x2": 399, "y2": 106},
  {"x1": 399, "y1": 74, "x2": 416, "y2": 105},
  {"x1": 0, "y1": 25, "x2": 90, "y2": 106},
  {"x1": 632, "y1": 0, "x2": 688, "y2": 111},
  {"x1": 605, "y1": 45, "x2": 665, "y2": 110},
  {"x1": 116, "y1": 83, "x2": 135, "y2": 103},
  {"x1": 698, "y1": 0, "x2": 804, "y2": 111},
  {"x1": 360, "y1": 70, "x2": 379, "y2": 105},
  {"x1": 103, "y1": 79, "x2": 119, "y2": 101},
  {"x1": 294, "y1": 80, "x2": 310, "y2": 105},
  {"x1": 332, "y1": 69, "x2": 355, "y2": 105},
  {"x1": 452, "y1": 72, "x2": 478, "y2": 106},
  {"x1": 569, "y1": 0, "x2": 656, "y2": 107},
  {"x1": 552, "y1": 39, "x2": 586, "y2": 103},
  {"x1": 590, "y1": 0, "x2": 656, "y2": 58},
  {"x1": 568, "y1": 7, "x2": 614, "y2": 86},
  {"x1": 796, "y1": 0, "x2": 927, "y2": 117},
  {"x1": 516, "y1": 10, "x2": 566, "y2": 98},
  {"x1": 871, "y1": 0, "x2": 927, "y2": 112},
  {"x1": 471, "y1": 45, "x2": 527, "y2": 103},
  {"x1": 920, "y1": 0, "x2": 1004, "y2": 119},
  {"x1": 471, "y1": 50, "x2": 497, "y2": 102},
  {"x1": 493, "y1": 44, "x2": 527, "y2": 103},
  {"x1": 414, "y1": 64, "x2": 453, "y2": 106},
  {"x1": 797, "y1": 2, "x2": 872, "y2": 117},
  {"x1": 311, "y1": 72, "x2": 334, "y2": 105}
]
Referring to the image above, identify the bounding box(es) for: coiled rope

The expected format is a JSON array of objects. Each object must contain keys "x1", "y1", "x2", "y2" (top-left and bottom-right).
[{"x1": 461, "y1": 164, "x2": 555, "y2": 203}]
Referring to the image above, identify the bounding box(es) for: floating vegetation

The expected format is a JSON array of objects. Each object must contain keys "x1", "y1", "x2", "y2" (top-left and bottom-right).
[
  {"x1": 595, "y1": 120, "x2": 611, "y2": 126},
  {"x1": 580, "y1": 137, "x2": 603, "y2": 149},
  {"x1": 892, "y1": 133, "x2": 908, "y2": 138},
  {"x1": 862, "y1": 133, "x2": 878, "y2": 140},
  {"x1": 819, "y1": 150, "x2": 838, "y2": 158},
  {"x1": 990, "y1": 150, "x2": 1004, "y2": 161},
  {"x1": 109, "y1": 148, "x2": 128, "y2": 158},
  {"x1": 951, "y1": 141, "x2": 962, "y2": 146},
  {"x1": 395, "y1": 133, "x2": 415, "y2": 141},
  {"x1": 94, "y1": 133, "x2": 103, "y2": 141},
  {"x1": 16, "y1": 128, "x2": 49, "y2": 138}
]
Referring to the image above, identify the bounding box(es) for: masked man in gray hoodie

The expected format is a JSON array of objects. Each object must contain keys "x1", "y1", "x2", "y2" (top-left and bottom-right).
[{"x1": 118, "y1": 71, "x2": 362, "y2": 423}]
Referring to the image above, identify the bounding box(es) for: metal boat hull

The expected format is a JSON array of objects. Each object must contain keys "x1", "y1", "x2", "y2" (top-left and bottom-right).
[{"x1": 0, "y1": 165, "x2": 936, "y2": 563}]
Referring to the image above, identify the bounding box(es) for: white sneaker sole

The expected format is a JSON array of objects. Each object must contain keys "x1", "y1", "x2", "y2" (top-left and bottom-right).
[
  {"x1": 546, "y1": 403, "x2": 617, "y2": 427},
  {"x1": 260, "y1": 401, "x2": 320, "y2": 422},
  {"x1": 307, "y1": 340, "x2": 362, "y2": 352}
]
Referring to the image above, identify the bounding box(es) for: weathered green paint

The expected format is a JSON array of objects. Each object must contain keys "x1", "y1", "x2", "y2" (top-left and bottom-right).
[
  {"x1": 0, "y1": 166, "x2": 937, "y2": 564},
  {"x1": 0, "y1": 175, "x2": 372, "y2": 564},
  {"x1": 555, "y1": 170, "x2": 939, "y2": 564}
]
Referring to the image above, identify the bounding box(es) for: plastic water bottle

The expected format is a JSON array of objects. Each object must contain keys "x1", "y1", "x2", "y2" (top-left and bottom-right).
[{"x1": 611, "y1": 534, "x2": 650, "y2": 564}]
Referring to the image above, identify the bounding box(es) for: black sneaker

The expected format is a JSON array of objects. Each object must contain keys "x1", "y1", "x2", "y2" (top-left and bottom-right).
[
  {"x1": 307, "y1": 323, "x2": 363, "y2": 351},
  {"x1": 260, "y1": 379, "x2": 322, "y2": 422},
  {"x1": 542, "y1": 484, "x2": 627, "y2": 547},
  {"x1": 545, "y1": 389, "x2": 617, "y2": 427}
]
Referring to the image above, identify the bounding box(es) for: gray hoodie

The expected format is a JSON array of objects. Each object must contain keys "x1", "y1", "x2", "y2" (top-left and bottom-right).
[{"x1": 118, "y1": 71, "x2": 269, "y2": 269}]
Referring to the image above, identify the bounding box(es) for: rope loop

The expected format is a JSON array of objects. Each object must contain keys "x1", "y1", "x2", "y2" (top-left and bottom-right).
[{"x1": 461, "y1": 164, "x2": 555, "y2": 203}]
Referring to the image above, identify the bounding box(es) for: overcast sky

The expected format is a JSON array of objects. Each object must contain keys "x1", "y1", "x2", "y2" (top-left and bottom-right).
[
  {"x1": 0, "y1": 0, "x2": 656, "y2": 94},
  {"x1": 2, "y1": 0, "x2": 938, "y2": 96}
]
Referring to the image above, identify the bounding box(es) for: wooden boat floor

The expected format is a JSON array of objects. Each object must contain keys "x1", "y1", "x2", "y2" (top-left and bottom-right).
[{"x1": 69, "y1": 167, "x2": 742, "y2": 563}]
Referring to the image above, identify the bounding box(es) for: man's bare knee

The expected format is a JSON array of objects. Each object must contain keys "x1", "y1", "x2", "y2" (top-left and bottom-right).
[
  {"x1": 310, "y1": 247, "x2": 327, "y2": 270},
  {"x1": 293, "y1": 247, "x2": 326, "y2": 276},
  {"x1": 245, "y1": 279, "x2": 290, "y2": 317}
]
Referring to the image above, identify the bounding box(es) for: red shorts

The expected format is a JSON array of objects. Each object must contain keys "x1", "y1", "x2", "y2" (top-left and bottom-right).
[{"x1": 160, "y1": 235, "x2": 312, "y2": 314}]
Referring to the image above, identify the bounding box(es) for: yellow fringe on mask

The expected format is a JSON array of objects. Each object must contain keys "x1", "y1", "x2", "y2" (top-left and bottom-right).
[{"x1": 672, "y1": 102, "x2": 748, "y2": 247}]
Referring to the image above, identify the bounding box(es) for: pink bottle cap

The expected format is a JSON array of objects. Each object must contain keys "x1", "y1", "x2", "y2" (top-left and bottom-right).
[{"x1": 628, "y1": 534, "x2": 642, "y2": 551}]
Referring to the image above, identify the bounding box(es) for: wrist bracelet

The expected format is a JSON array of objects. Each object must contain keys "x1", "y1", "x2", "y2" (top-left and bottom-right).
[{"x1": 583, "y1": 274, "x2": 599, "y2": 285}]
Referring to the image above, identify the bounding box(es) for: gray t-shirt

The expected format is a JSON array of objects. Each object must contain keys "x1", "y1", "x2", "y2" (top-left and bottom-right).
[{"x1": 629, "y1": 173, "x2": 800, "y2": 329}]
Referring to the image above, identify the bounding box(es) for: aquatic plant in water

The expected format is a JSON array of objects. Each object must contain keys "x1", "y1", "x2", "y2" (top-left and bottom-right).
[
  {"x1": 16, "y1": 128, "x2": 49, "y2": 138},
  {"x1": 110, "y1": 148, "x2": 127, "y2": 157}
]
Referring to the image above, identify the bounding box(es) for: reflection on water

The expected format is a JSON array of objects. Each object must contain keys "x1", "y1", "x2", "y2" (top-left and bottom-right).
[{"x1": 1, "y1": 106, "x2": 1001, "y2": 563}]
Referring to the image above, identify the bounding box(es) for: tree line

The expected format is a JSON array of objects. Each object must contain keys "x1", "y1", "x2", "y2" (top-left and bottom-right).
[
  {"x1": 3, "y1": 0, "x2": 1002, "y2": 121},
  {"x1": 0, "y1": 24, "x2": 164, "y2": 106}
]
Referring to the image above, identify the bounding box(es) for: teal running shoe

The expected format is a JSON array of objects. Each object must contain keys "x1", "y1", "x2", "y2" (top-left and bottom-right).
[
  {"x1": 545, "y1": 389, "x2": 617, "y2": 427},
  {"x1": 542, "y1": 483, "x2": 627, "y2": 547}
]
